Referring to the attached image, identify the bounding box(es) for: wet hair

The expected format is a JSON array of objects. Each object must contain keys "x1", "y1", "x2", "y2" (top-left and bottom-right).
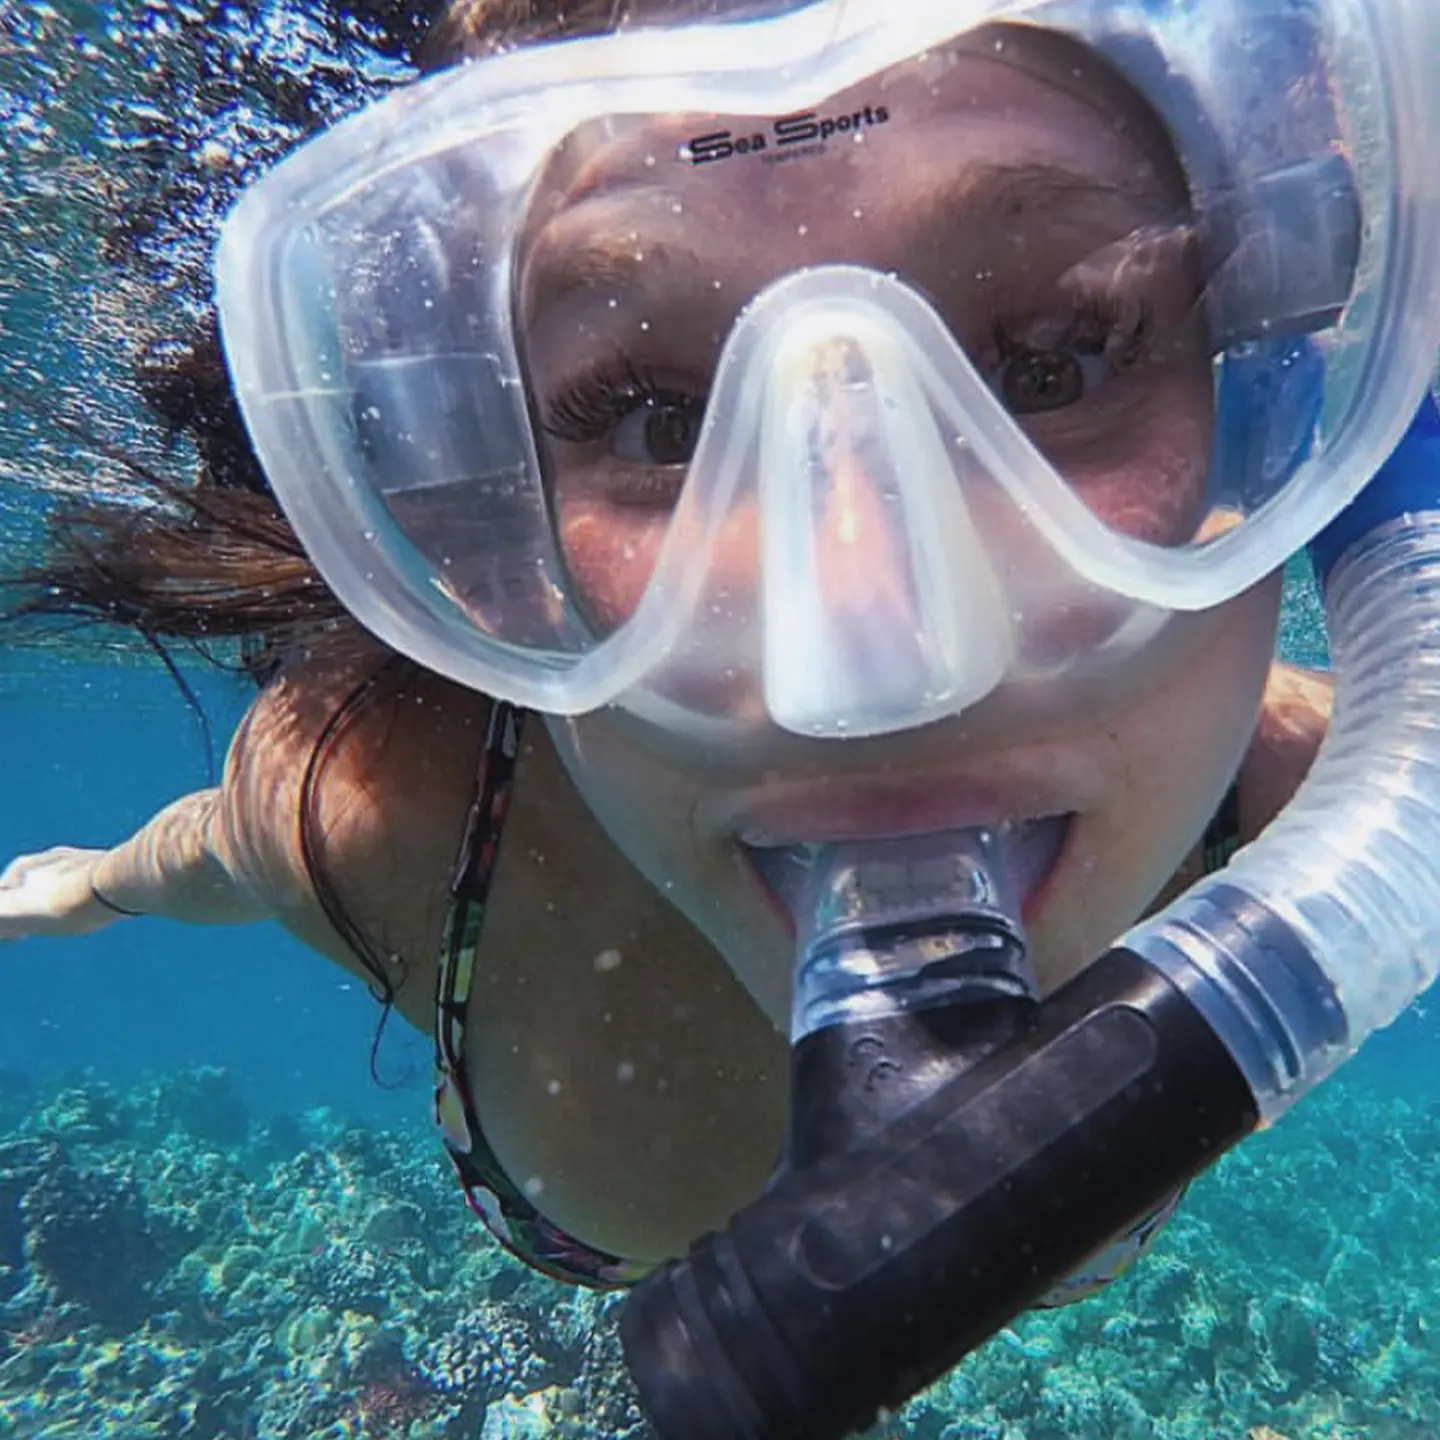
[{"x1": 0, "y1": 0, "x2": 589, "y2": 1067}]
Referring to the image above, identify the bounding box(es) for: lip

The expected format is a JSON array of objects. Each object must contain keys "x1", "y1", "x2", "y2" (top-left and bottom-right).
[
  {"x1": 713, "y1": 768, "x2": 1094, "y2": 850},
  {"x1": 706, "y1": 758, "x2": 1099, "y2": 948}
]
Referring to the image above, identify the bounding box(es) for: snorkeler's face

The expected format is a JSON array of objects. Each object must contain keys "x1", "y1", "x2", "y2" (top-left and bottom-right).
[
  {"x1": 518, "y1": 26, "x2": 1214, "y2": 644},
  {"x1": 518, "y1": 27, "x2": 1281, "y2": 1015}
]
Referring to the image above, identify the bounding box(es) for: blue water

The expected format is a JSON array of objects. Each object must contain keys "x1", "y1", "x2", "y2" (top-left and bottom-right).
[
  {"x1": 0, "y1": 652, "x2": 430, "y2": 1134},
  {"x1": 6, "y1": 2, "x2": 1440, "y2": 1434}
]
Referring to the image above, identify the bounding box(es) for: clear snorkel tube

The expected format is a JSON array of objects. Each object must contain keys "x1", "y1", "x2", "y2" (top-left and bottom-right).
[
  {"x1": 620, "y1": 393, "x2": 1440, "y2": 1440},
  {"x1": 1128, "y1": 388, "x2": 1440, "y2": 1118}
]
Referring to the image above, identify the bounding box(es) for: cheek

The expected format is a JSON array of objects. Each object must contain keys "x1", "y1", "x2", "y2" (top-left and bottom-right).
[
  {"x1": 1027, "y1": 573, "x2": 1283, "y2": 993},
  {"x1": 559, "y1": 496, "x2": 766, "y2": 638},
  {"x1": 558, "y1": 498, "x2": 669, "y2": 633},
  {"x1": 1064, "y1": 370, "x2": 1214, "y2": 545}
]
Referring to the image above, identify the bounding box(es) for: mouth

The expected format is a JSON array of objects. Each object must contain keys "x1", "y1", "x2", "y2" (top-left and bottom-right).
[{"x1": 739, "y1": 812, "x2": 1073, "y2": 936}]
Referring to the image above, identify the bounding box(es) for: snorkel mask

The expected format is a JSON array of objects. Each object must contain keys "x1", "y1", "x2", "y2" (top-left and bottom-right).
[{"x1": 214, "y1": 0, "x2": 1440, "y2": 1434}]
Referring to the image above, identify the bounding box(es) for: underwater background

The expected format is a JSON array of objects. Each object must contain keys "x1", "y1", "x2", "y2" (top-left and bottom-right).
[{"x1": 5, "y1": 1, "x2": 1440, "y2": 1437}]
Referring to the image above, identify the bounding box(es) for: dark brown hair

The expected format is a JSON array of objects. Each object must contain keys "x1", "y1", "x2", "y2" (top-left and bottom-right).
[{"x1": 0, "y1": 0, "x2": 587, "y2": 1066}]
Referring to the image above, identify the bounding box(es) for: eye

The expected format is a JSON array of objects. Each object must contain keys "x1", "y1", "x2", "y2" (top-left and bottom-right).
[
  {"x1": 999, "y1": 348, "x2": 1113, "y2": 414},
  {"x1": 993, "y1": 298, "x2": 1152, "y2": 416},
  {"x1": 612, "y1": 395, "x2": 706, "y2": 465},
  {"x1": 541, "y1": 361, "x2": 707, "y2": 472}
]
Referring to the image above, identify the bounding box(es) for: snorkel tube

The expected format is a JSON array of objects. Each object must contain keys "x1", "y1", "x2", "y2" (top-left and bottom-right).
[{"x1": 619, "y1": 391, "x2": 1440, "y2": 1440}]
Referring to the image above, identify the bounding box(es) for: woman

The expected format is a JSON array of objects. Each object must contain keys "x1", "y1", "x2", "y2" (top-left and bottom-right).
[{"x1": 0, "y1": 0, "x2": 1352, "y2": 1299}]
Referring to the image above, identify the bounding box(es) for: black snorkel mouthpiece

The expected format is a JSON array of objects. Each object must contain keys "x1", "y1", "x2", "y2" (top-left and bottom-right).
[{"x1": 620, "y1": 827, "x2": 1259, "y2": 1440}]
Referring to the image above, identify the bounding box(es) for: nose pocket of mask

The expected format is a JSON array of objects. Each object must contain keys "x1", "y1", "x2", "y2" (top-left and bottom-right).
[{"x1": 756, "y1": 298, "x2": 1014, "y2": 738}]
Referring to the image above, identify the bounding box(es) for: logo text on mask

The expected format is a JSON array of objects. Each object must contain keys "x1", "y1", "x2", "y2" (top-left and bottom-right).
[{"x1": 683, "y1": 103, "x2": 891, "y2": 166}]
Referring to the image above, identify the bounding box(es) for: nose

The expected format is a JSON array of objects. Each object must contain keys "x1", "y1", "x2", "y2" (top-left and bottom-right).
[{"x1": 758, "y1": 301, "x2": 1013, "y2": 737}]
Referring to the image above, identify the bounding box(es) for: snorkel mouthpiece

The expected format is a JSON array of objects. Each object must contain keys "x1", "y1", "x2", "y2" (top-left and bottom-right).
[
  {"x1": 791, "y1": 827, "x2": 1036, "y2": 1040},
  {"x1": 621, "y1": 829, "x2": 1259, "y2": 1440}
]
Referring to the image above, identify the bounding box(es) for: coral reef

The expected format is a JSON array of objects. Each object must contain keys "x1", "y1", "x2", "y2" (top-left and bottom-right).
[{"x1": 0, "y1": 1064, "x2": 1438, "y2": 1438}]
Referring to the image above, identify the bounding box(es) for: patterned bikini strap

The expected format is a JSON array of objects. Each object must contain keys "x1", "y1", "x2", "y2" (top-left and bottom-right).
[
  {"x1": 431, "y1": 703, "x2": 651, "y2": 1288},
  {"x1": 449, "y1": 700, "x2": 526, "y2": 908},
  {"x1": 433, "y1": 699, "x2": 524, "y2": 1155}
]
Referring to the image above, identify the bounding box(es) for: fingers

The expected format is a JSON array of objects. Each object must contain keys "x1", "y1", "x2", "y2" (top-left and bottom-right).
[
  {"x1": 0, "y1": 846, "x2": 100, "y2": 890},
  {"x1": 0, "y1": 847, "x2": 111, "y2": 940}
]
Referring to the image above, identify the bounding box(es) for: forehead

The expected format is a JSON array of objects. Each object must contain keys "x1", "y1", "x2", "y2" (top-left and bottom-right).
[
  {"x1": 518, "y1": 24, "x2": 1189, "y2": 313},
  {"x1": 536, "y1": 22, "x2": 1182, "y2": 193}
]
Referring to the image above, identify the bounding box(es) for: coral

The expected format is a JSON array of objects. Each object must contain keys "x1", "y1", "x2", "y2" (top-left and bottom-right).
[
  {"x1": 32, "y1": 1082, "x2": 126, "y2": 1145},
  {"x1": 350, "y1": 1344, "x2": 445, "y2": 1436},
  {"x1": 938, "y1": 1421, "x2": 1006, "y2": 1440},
  {"x1": 302, "y1": 1236, "x2": 404, "y2": 1320},
  {"x1": 480, "y1": 1388, "x2": 570, "y2": 1440},
  {"x1": 2, "y1": 1061, "x2": 1440, "y2": 1439},
  {"x1": 151, "y1": 1066, "x2": 250, "y2": 1149},
  {"x1": 249, "y1": 1110, "x2": 307, "y2": 1169},
  {"x1": 0, "y1": 1139, "x2": 57, "y2": 1302},
  {"x1": 420, "y1": 1302, "x2": 554, "y2": 1403},
  {"x1": 360, "y1": 1199, "x2": 428, "y2": 1249},
  {"x1": 21, "y1": 1155, "x2": 192, "y2": 1329},
  {"x1": 556, "y1": 1296, "x2": 659, "y2": 1440}
]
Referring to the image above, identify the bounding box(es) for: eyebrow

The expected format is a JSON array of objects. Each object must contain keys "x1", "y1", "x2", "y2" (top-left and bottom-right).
[
  {"x1": 898, "y1": 161, "x2": 1181, "y2": 258},
  {"x1": 525, "y1": 160, "x2": 1183, "y2": 311},
  {"x1": 527, "y1": 230, "x2": 702, "y2": 305}
]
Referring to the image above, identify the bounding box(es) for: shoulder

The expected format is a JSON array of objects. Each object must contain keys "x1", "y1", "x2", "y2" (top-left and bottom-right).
[
  {"x1": 220, "y1": 631, "x2": 491, "y2": 972},
  {"x1": 1235, "y1": 661, "x2": 1333, "y2": 843}
]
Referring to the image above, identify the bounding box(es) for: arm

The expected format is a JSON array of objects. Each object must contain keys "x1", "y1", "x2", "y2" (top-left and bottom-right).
[{"x1": 0, "y1": 787, "x2": 269, "y2": 940}]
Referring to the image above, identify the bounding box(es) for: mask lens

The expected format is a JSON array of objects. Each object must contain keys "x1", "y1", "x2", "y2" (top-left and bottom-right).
[{"x1": 515, "y1": 27, "x2": 1219, "y2": 636}]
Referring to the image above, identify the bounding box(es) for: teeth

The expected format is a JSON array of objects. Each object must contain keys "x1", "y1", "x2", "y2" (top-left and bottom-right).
[
  {"x1": 745, "y1": 843, "x2": 821, "y2": 868},
  {"x1": 739, "y1": 833, "x2": 821, "y2": 860},
  {"x1": 740, "y1": 819, "x2": 1057, "y2": 848}
]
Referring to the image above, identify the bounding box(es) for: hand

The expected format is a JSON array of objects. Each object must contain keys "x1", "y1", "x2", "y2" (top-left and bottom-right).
[{"x1": 0, "y1": 847, "x2": 119, "y2": 940}]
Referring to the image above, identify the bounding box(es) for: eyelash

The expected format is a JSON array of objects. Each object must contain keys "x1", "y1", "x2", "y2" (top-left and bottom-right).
[
  {"x1": 541, "y1": 357, "x2": 699, "y2": 446},
  {"x1": 540, "y1": 288, "x2": 1156, "y2": 452}
]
